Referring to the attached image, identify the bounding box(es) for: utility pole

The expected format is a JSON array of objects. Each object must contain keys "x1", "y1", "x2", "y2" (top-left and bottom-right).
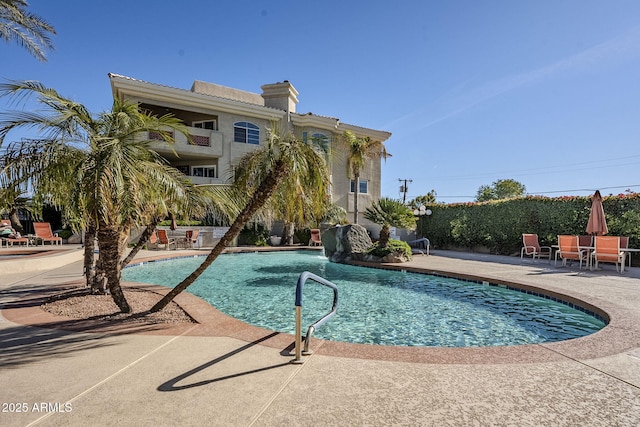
[{"x1": 398, "y1": 178, "x2": 412, "y2": 204}]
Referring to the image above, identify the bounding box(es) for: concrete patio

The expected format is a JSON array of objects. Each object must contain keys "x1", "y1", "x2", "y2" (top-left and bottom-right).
[{"x1": 1, "y1": 246, "x2": 639, "y2": 426}]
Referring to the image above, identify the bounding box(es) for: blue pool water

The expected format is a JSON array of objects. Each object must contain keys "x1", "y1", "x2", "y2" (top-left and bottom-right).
[{"x1": 122, "y1": 251, "x2": 605, "y2": 347}]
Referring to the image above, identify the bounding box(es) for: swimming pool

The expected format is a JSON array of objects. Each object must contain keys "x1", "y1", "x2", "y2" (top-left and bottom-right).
[{"x1": 122, "y1": 251, "x2": 605, "y2": 347}]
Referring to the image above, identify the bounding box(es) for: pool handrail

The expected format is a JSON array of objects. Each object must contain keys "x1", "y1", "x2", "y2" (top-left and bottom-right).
[{"x1": 294, "y1": 271, "x2": 338, "y2": 363}]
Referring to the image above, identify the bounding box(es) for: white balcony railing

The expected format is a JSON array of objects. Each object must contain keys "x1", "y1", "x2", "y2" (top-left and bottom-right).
[{"x1": 148, "y1": 126, "x2": 223, "y2": 157}]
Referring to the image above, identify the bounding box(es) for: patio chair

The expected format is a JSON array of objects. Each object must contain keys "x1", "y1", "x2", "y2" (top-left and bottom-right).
[
  {"x1": 33, "y1": 222, "x2": 62, "y2": 245},
  {"x1": 591, "y1": 236, "x2": 626, "y2": 273},
  {"x1": 157, "y1": 229, "x2": 176, "y2": 250},
  {"x1": 145, "y1": 230, "x2": 159, "y2": 250},
  {"x1": 521, "y1": 234, "x2": 552, "y2": 263},
  {"x1": 620, "y1": 236, "x2": 632, "y2": 269},
  {"x1": 309, "y1": 229, "x2": 322, "y2": 246},
  {"x1": 578, "y1": 235, "x2": 593, "y2": 248},
  {"x1": 185, "y1": 229, "x2": 199, "y2": 248},
  {"x1": 555, "y1": 235, "x2": 588, "y2": 269}
]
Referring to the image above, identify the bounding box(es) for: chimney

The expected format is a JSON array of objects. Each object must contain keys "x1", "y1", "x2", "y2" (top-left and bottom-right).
[{"x1": 260, "y1": 81, "x2": 299, "y2": 114}]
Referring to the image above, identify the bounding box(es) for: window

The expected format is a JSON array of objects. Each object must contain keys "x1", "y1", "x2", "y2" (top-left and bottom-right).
[
  {"x1": 350, "y1": 179, "x2": 368, "y2": 194},
  {"x1": 303, "y1": 132, "x2": 329, "y2": 146},
  {"x1": 234, "y1": 122, "x2": 260, "y2": 144},
  {"x1": 192, "y1": 120, "x2": 217, "y2": 130},
  {"x1": 192, "y1": 166, "x2": 217, "y2": 178}
]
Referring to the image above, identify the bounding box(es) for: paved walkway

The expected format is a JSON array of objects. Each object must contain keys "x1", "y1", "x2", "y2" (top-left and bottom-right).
[{"x1": 1, "y1": 247, "x2": 640, "y2": 426}]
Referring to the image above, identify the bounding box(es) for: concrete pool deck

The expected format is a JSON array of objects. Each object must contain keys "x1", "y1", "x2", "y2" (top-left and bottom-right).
[{"x1": 1, "y1": 246, "x2": 639, "y2": 426}]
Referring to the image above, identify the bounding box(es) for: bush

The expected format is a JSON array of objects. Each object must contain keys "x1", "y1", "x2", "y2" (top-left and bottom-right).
[
  {"x1": 367, "y1": 239, "x2": 412, "y2": 259},
  {"x1": 420, "y1": 193, "x2": 640, "y2": 255},
  {"x1": 238, "y1": 223, "x2": 270, "y2": 246},
  {"x1": 57, "y1": 229, "x2": 73, "y2": 239}
]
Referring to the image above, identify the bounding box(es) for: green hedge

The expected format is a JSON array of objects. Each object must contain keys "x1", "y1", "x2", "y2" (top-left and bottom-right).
[{"x1": 418, "y1": 194, "x2": 640, "y2": 255}]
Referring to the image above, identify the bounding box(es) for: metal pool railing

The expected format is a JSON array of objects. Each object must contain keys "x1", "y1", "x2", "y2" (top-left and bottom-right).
[{"x1": 294, "y1": 271, "x2": 338, "y2": 363}]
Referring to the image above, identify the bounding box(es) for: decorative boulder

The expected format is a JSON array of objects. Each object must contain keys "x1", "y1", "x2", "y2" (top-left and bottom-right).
[{"x1": 322, "y1": 224, "x2": 373, "y2": 263}]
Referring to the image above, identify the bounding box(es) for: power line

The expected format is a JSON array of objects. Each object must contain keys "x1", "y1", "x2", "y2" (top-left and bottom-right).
[
  {"x1": 404, "y1": 184, "x2": 640, "y2": 201},
  {"x1": 421, "y1": 155, "x2": 640, "y2": 182}
]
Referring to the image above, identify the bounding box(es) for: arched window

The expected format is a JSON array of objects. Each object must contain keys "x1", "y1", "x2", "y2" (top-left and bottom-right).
[{"x1": 233, "y1": 122, "x2": 260, "y2": 144}]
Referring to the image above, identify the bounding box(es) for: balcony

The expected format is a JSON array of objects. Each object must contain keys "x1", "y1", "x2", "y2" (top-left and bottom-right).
[
  {"x1": 148, "y1": 126, "x2": 223, "y2": 159},
  {"x1": 187, "y1": 176, "x2": 226, "y2": 186}
]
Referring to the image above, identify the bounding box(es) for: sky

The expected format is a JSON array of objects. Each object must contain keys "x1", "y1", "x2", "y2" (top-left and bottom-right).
[{"x1": 2, "y1": 0, "x2": 640, "y2": 203}]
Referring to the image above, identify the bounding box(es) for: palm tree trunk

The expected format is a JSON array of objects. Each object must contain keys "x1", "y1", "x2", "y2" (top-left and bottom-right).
[
  {"x1": 150, "y1": 159, "x2": 289, "y2": 313},
  {"x1": 83, "y1": 223, "x2": 97, "y2": 290},
  {"x1": 353, "y1": 172, "x2": 360, "y2": 224},
  {"x1": 282, "y1": 222, "x2": 295, "y2": 245},
  {"x1": 379, "y1": 225, "x2": 390, "y2": 248},
  {"x1": 9, "y1": 209, "x2": 23, "y2": 233},
  {"x1": 121, "y1": 223, "x2": 157, "y2": 267},
  {"x1": 98, "y1": 225, "x2": 131, "y2": 313}
]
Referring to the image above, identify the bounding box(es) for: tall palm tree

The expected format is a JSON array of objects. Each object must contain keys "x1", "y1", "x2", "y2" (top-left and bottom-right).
[
  {"x1": 150, "y1": 128, "x2": 330, "y2": 312},
  {"x1": 0, "y1": 0, "x2": 55, "y2": 61},
  {"x1": 364, "y1": 197, "x2": 416, "y2": 248},
  {"x1": 0, "y1": 80, "x2": 196, "y2": 312},
  {"x1": 341, "y1": 130, "x2": 390, "y2": 224},
  {"x1": 270, "y1": 132, "x2": 332, "y2": 245}
]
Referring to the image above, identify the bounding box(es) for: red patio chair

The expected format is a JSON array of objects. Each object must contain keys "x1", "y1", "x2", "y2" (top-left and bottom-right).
[
  {"x1": 521, "y1": 234, "x2": 552, "y2": 263},
  {"x1": 33, "y1": 222, "x2": 62, "y2": 245},
  {"x1": 555, "y1": 235, "x2": 588, "y2": 269},
  {"x1": 592, "y1": 236, "x2": 626, "y2": 273}
]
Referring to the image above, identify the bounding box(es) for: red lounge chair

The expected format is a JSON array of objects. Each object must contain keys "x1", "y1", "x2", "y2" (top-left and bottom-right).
[
  {"x1": 592, "y1": 236, "x2": 626, "y2": 273},
  {"x1": 308, "y1": 229, "x2": 322, "y2": 246},
  {"x1": 157, "y1": 229, "x2": 176, "y2": 250},
  {"x1": 521, "y1": 233, "x2": 551, "y2": 263},
  {"x1": 555, "y1": 235, "x2": 588, "y2": 269},
  {"x1": 185, "y1": 229, "x2": 199, "y2": 248},
  {"x1": 33, "y1": 222, "x2": 62, "y2": 245}
]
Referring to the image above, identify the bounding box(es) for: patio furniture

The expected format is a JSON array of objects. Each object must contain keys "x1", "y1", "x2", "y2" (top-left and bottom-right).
[
  {"x1": 309, "y1": 229, "x2": 322, "y2": 246},
  {"x1": 578, "y1": 235, "x2": 593, "y2": 248},
  {"x1": 33, "y1": 222, "x2": 62, "y2": 245},
  {"x1": 157, "y1": 229, "x2": 176, "y2": 250},
  {"x1": 185, "y1": 229, "x2": 199, "y2": 248},
  {"x1": 555, "y1": 235, "x2": 588, "y2": 269},
  {"x1": 521, "y1": 234, "x2": 552, "y2": 263},
  {"x1": 591, "y1": 236, "x2": 626, "y2": 273},
  {"x1": 145, "y1": 231, "x2": 159, "y2": 250}
]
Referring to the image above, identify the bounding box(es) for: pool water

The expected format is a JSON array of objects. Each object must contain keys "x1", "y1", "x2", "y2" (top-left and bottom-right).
[{"x1": 122, "y1": 251, "x2": 605, "y2": 347}]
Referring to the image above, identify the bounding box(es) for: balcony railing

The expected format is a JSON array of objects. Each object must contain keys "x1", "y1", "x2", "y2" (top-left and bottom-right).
[{"x1": 148, "y1": 127, "x2": 223, "y2": 157}]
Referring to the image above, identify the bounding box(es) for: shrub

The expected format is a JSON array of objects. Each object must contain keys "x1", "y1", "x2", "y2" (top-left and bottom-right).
[{"x1": 367, "y1": 239, "x2": 412, "y2": 259}]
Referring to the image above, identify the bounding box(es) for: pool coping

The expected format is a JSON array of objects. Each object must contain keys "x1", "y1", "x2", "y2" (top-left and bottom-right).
[{"x1": 4, "y1": 248, "x2": 640, "y2": 365}]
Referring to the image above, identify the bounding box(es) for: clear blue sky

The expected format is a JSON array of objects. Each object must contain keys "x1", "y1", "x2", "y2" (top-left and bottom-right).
[{"x1": 3, "y1": 0, "x2": 640, "y2": 203}]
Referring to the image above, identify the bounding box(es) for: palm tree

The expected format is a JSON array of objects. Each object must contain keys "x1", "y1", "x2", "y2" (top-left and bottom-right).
[
  {"x1": 269, "y1": 132, "x2": 332, "y2": 245},
  {"x1": 364, "y1": 197, "x2": 416, "y2": 248},
  {"x1": 150, "y1": 128, "x2": 330, "y2": 312},
  {"x1": 0, "y1": 80, "x2": 196, "y2": 312},
  {"x1": 341, "y1": 130, "x2": 390, "y2": 224},
  {"x1": 0, "y1": 0, "x2": 55, "y2": 61}
]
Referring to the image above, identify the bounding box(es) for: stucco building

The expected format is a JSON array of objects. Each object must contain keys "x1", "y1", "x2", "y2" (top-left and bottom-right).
[{"x1": 108, "y1": 73, "x2": 391, "y2": 227}]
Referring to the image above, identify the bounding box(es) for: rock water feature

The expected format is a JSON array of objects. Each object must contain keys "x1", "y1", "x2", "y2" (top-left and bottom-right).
[{"x1": 321, "y1": 224, "x2": 411, "y2": 264}]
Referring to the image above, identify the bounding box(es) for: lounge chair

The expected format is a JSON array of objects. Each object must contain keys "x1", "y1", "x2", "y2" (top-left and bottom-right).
[
  {"x1": 578, "y1": 235, "x2": 593, "y2": 248},
  {"x1": 145, "y1": 230, "x2": 159, "y2": 250},
  {"x1": 555, "y1": 235, "x2": 588, "y2": 269},
  {"x1": 33, "y1": 222, "x2": 62, "y2": 245},
  {"x1": 309, "y1": 229, "x2": 322, "y2": 246},
  {"x1": 521, "y1": 233, "x2": 552, "y2": 263},
  {"x1": 185, "y1": 229, "x2": 199, "y2": 248},
  {"x1": 591, "y1": 236, "x2": 626, "y2": 273},
  {"x1": 157, "y1": 229, "x2": 176, "y2": 250}
]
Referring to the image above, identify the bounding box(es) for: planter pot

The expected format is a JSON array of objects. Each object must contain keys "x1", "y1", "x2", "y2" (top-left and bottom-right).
[{"x1": 270, "y1": 236, "x2": 282, "y2": 246}]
